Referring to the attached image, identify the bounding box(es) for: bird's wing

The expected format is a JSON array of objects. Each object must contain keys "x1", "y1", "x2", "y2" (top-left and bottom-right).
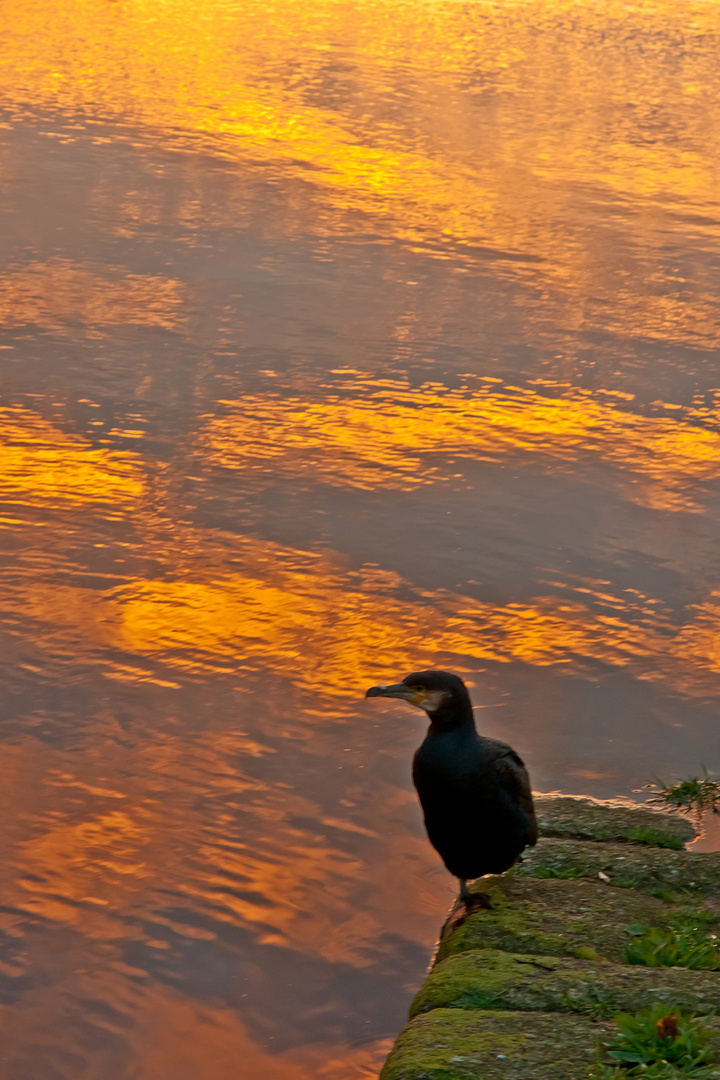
[{"x1": 491, "y1": 745, "x2": 539, "y2": 846}]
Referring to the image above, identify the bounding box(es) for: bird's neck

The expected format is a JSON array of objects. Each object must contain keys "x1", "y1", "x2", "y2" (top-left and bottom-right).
[{"x1": 427, "y1": 710, "x2": 476, "y2": 735}]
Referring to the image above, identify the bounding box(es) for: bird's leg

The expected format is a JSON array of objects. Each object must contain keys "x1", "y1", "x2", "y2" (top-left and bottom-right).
[
  {"x1": 458, "y1": 879, "x2": 493, "y2": 912},
  {"x1": 441, "y1": 879, "x2": 493, "y2": 939}
]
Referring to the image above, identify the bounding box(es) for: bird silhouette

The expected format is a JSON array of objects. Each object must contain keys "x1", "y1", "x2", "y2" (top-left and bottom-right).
[{"x1": 366, "y1": 669, "x2": 537, "y2": 910}]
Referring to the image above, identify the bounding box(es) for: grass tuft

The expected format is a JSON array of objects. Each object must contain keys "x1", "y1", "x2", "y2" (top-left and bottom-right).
[
  {"x1": 643, "y1": 770, "x2": 720, "y2": 825},
  {"x1": 625, "y1": 910, "x2": 720, "y2": 971},
  {"x1": 531, "y1": 865, "x2": 586, "y2": 880},
  {"x1": 625, "y1": 826, "x2": 684, "y2": 851},
  {"x1": 589, "y1": 1004, "x2": 718, "y2": 1078}
]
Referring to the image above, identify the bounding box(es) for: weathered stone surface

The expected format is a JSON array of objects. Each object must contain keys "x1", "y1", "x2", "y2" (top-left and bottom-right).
[
  {"x1": 380, "y1": 1009, "x2": 720, "y2": 1080},
  {"x1": 514, "y1": 837, "x2": 720, "y2": 894},
  {"x1": 534, "y1": 792, "x2": 696, "y2": 848},
  {"x1": 435, "y1": 876, "x2": 691, "y2": 966},
  {"x1": 410, "y1": 947, "x2": 720, "y2": 1019},
  {"x1": 380, "y1": 799, "x2": 720, "y2": 1079},
  {"x1": 379, "y1": 1009, "x2": 612, "y2": 1080}
]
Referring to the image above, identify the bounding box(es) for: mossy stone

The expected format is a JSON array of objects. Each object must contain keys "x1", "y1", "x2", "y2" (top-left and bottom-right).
[
  {"x1": 533, "y1": 794, "x2": 696, "y2": 848},
  {"x1": 381, "y1": 1009, "x2": 720, "y2": 1080},
  {"x1": 436, "y1": 877, "x2": 683, "y2": 965},
  {"x1": 410, "y1": 948, "x2": 720, "y2": 1019},
  {"x1": 379, "y1": 798, "x2": 719, "y2": 1079},
  {"x1": 379, "y1": 1009, "x2": 610, "y2": 1080},
  {"x1": 514, "y1": 838, "x2": 720, "y2": 895}
]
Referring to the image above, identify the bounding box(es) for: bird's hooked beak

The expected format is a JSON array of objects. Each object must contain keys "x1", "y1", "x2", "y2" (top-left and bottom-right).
[{"x1": 365, "y1": 682, "x2": 428, "y2": 708}]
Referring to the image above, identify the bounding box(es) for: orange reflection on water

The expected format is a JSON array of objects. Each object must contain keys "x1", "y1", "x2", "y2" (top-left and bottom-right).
[
  {"x1": 134, "y1": 996, "x2": 392, "y2": 1080},
  {"x1": 673, "y1": 594, "x2": 720, "y2": 695},
  {"x1": 0, "y1": 405, "x2": 144, "y2": 512},
  {"x1": 1, "y1": 0, "x2": 719, "y2": 353},
  {"x1": 2, "y1": 397, "x2": 720, "y2": 698},
  {"x1": 18, "y1": 807, "x2": 150, "y2": 926},
  {"x1": 105, "y1": 572, "x2": 607, "y2": 685},
  {"x1": 203, "y1": 382, "x2": 720, "y2": 510},
  {"x1": 0, "y1": 0, "x2": 499, "y2": 244},
  {"x1": 6, "y1": 721, "x2": 434, "y2": 969},
  {"x1": 0, "y1": 259, "x2": 188, "y2": 333},
  {"x1": 5, "y1": 537, "x2": 720, "y2": 702},
  {"x1": 0, "y1": 936, "x2": 391, "y2": 1080}
]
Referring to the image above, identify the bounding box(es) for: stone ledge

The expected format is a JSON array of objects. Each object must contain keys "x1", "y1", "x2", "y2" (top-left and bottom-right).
[
  {"x1": 410, "y1": 947, "x2": 720, "y2": 1020},
  {"x1": 380, "y1": 1010, "x2": 720, "y2": 1080},
  {"x1": 534, "y1": 793, "x2": 696, "y2": 849},
  {"x1": 380, "y1": 1009, "x2": 612, "y2": 1080},
  {"x1": 435, "y1": 876, "x2": 685, "y2": 966},
  {"x1": 515, "y1": 837, "x2": 720, "y2": 894},
  {"x1": 379, "y1": 798, "x2": 720, "y2": 1080}
]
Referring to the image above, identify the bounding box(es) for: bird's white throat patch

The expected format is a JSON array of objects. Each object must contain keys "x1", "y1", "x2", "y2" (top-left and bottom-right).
[{"x1": 417, "y1": 689, "x2": 448, "y2": 713}]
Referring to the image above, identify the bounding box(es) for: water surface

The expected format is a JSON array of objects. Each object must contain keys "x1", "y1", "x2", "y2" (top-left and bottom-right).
[{"x1": 1, "y1": 0, "x2": 720, "y2": 1076}]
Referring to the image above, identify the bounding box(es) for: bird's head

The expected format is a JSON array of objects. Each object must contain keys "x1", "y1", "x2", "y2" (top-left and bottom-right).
[{"x1": 365, "y1": 670, "x2": 474, "y2": 729}]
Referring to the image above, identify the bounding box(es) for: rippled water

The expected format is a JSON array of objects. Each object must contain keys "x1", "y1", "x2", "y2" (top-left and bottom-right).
[{"x1": 1, "y1": 0, "x2": 719, "y2": 1076}]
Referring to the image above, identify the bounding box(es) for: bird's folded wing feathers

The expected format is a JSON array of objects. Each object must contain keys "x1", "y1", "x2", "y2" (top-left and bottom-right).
[{"x1": 493, "y1": 750, "x2": 539, "y2": 846}]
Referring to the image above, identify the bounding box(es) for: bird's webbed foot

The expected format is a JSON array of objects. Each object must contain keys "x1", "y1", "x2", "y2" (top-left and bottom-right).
[
  {"x1": 462, "y1": 890, "x2": 493, "y2": 914},
  {"x1": 441, "y1": 885, "x2": 493, "y2": 937},
  {"x1": 458, "y1": 878, "x2": 493, "y2": 913}
]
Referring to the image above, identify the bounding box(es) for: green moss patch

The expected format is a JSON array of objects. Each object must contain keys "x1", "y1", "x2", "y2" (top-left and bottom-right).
[
  {"x1": 379, "y1": 1008, "x2": 612, "y2": 1080},
  {"x1": 533, "y1": 794, "x2": 696, "y2": 849},
  {"x1": 436, "y1": 878, "x2": 678, "y2": 965},
  {"x1": 410, "y1": 948, "x2": 720, "y2": 1020},
  {"x1": 514, "y1": 839, "x2": 720, "y2": 895}
]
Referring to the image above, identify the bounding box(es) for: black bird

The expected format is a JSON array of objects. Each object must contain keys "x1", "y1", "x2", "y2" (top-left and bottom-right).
[{"x1": 366, "y1": 670, "x2": 537, "y2": 908}]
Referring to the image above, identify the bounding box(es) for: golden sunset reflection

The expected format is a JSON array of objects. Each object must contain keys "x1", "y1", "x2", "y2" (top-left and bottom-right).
[
  {"x1": 1, "y1": 397, "x2": 720, "y2": 698},
  {"x1": 132, "y1": 997, "x2": 392, "y2": 1080},
  {"x1": 0, "y1": 406, "x2": 144, "y2": 512},
  {"x1": 18, "y1": 808, "x2": 150, "y2": 925},
  {"x1": 203, "y1": 381, "x2": 720, "y2": 511},
  {"x1": 86, "y1": 573, "x2": 720, "y2": 699},
  {"x1": 3, "y1": 723, "x2": 441, "y2": 1062},
  {"x1": 0, "y1": 260, "x2": 188, "y2": 333},
  {"x1": 0, "y1": 944, "x2": 391, "y2": 1080},
  {"x1": 0, "y1": 0, "x2": 718, "y2": 350},
  {"x1": 4, "y1": 535, "x2": 720, "y2": 704}
]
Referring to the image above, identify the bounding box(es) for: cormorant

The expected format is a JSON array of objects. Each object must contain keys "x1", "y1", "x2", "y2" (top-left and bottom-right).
[{"x1": 366, "y1": 670, "x2": 537, "y2": 908}]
